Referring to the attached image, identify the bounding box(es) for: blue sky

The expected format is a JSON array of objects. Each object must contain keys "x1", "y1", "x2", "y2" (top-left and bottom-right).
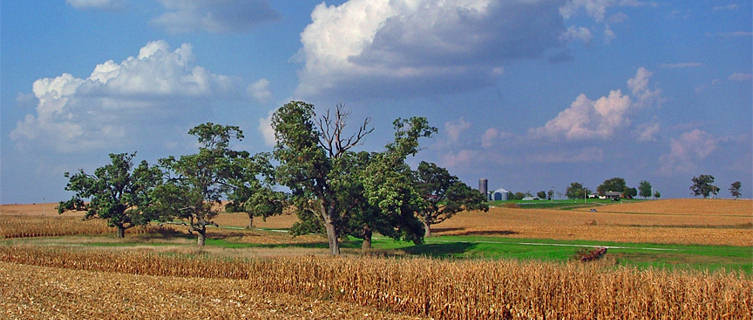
[{"x1": 1, "y1": 0, "x2": 751, "y2": 203}]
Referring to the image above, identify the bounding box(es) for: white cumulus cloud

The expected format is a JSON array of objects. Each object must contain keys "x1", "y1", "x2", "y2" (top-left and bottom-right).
[
  {"x1": 532, "y1": 67, "x2": 659, "y2": 140},
  {"x1": 10, "y1": 40, "x2": 237, "y2": 153},
  {"x1": 247, "y1": 78, "x2": 271, "y2": 102},
  {"x1": 560, "y1": 26, "x2": 593, "y2": 43},
  {"x1": 481, "y1": 128, "x2": 514, "y2": 149},
  {"x1": 295, "y1": 0, "x2": 568, "y2": 99},
  {"x1": 627, "y1": 66, "x2": 661, "y2": 106},
  {"x1": 258, "y1": 109, "x2": 276, "y2": 147},
  {"x1": 152, "y1": 0, "x2": 279, "y2": 34},
  {"x1": 444, "y1": 118, "x2": 471, "y2": 144},
  {"x1": 659, "y1": 129, "x2": 718, "y2": 174},
  {"x1": 635, "y1": 122, "x2": 660, "y2": 142}
]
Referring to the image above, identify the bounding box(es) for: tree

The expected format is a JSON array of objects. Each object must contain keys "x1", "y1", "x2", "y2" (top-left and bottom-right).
[
  {"x1": 154, "y1": 123, "x2": 245, "y2": 246},
  {"x1": 536, "y1": 191, "x2": 547, "y2": 200},
  {"x1": 547, "y1": 189, "x2": 554, "y2": 200},
  {"x1": 638, "y1": 180, "x2": 652, "y2": 199},
  {"x1": 287, "y1": 149, "x2": 420, "y2": 251},
  {"x1": 566, "y1": 182, "x2": 589, "y2": 199},
  {"x1": 624, "y1": 187, "x2": 638, "y2": 199},
  {"x1": 653, "y1": 191, "x2": 661, "y2": 199},
  {"x1": 690, "y1": 174, "x2": 720, "y2": 198},
  {"x1": 413, "y1": 161, "x2": 488, "y2": 237},
  {"x1": 225, "y1": 152, "x2": 286, "y2": 229},
  {"x1": 272, "y1": 102, "x2": 374, "y2": 255},
  {"x1": 597, "y1": 177, "x2": 626, "y2": 195},
  {"x1": 359, "y1": 117, "x2": 437, "y2": 246},
  {"x1": 58, "y1": 152, "x2": 163, "y2": 238},
  {"x1": 729, "y1": 181, "x2": 742, "y2": 199}
]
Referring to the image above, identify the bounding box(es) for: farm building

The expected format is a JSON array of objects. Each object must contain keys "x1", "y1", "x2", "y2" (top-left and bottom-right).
[
  {"x1": 491, "y1": 188, "x2": 511, "y2": 201},
  {"x1": 602, "y1": 191, "x2": 622, "y2": 200}
]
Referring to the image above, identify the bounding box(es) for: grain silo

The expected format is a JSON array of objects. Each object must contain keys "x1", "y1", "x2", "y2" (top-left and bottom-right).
[{"x1": 479, "y1": 179, "x2": 488, "y2": 199}]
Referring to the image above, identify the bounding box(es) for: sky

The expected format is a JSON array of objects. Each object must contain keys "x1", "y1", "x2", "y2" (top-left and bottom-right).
[{"x1": 1, "y1": 0, "x2": 751, "y2": 204}]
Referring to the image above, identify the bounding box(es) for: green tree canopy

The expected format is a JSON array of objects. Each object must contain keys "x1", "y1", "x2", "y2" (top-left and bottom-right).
[
  {"x1": 566, "y1": 182, "x2": 589, "y2": 199},
  {"x1": 58, "y1": 152, "x2": 163, "y2": 238},
  {"x1": 225, "y1": 152, "x2": 286, "y2": 229},
  {"x1": 624, "y1": 187, "x2": 638, "y2": 199},
  {"x1": 272, "y1": 102, "x2": 374, "y2": 255},
  {"x1": 729, "y1": 181, "x2": 742, "y2": 199},
  {"x1": 690, "y1": 174, "x2": 720, "y2": 198},
  {"x1": 597, "y1": 177, "x2": 626, "y2": 195},
  {"x1": 413, "y1": 161, "x2": 488, "y2": 237},
  {"x1": 154, "y1": 123, "x2": 245, "y2": 246},
  {"x1": 638, "y1": 180, "x2": 652, "y2": 198}
]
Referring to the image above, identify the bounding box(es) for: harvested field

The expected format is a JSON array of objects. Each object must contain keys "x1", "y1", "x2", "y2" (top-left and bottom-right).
[
  {"x1": 433, "y1": 199, "x2": 753, "y2": 246},
  {"x1": 211, "y1": 212, "x2": 300, "y2": 230},
  {"x1": 1, "y1": 245, "x2": 750, "y2": 320},
  {"x1": 0, "y1": 262, "x2": 422, "y2": 320},
  {"x1": 580, "y1": 198, "x2": 752, "y2": 216},
  {"x1": 0, "y1": 203, "x2": 84, "y2": 217}
]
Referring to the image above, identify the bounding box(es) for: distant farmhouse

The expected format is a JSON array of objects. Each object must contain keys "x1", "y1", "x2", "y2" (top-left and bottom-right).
[
  {"x1": 601, "y1": 191, "x2": 622, "y2": 200},
  {"x1": 491, "y1": 188, "x2": 511, "y2": 201}
]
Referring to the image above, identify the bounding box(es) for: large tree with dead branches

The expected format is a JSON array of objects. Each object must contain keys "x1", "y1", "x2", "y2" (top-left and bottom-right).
[{"x1": 272, "y1": 101, "x2": 373, "y2": 255}]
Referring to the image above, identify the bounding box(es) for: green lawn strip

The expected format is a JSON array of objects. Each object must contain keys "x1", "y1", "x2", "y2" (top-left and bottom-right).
[{"x1": 366, "y1": 235, "x2": 753, "y2": 273}]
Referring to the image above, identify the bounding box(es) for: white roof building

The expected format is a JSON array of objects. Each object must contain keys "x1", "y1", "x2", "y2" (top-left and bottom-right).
[{"x1": 491, "y1": 188, "x2": 510, "y2": 201}]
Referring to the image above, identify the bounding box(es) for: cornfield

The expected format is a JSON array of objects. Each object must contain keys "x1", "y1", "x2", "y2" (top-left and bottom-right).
[
  {"x1": 1, "y1": 245, "x2": 750, "y2": 319},
  {"x1": 0, "y1": 215, "x2": 179, "y2": 239},
  {"x1": 0, "y1": 215, "x2": 114, "y2": 238}
]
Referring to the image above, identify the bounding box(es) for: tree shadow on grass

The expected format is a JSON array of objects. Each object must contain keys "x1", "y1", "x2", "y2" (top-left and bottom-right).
[
  {"x1": 133, "y1": 228, "x2": 191, "y2": 240},
  {"x1": 402, "y1": 242, "x2": 477, "y2": 257},
  {"x1": 432, "y1": 228, "x2": 519, "y2": 236}
]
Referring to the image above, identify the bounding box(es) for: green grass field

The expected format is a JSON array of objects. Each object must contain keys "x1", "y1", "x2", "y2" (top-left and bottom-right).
[{"x1": 6, "y1": 229, "x2": 750, "y2": 274}]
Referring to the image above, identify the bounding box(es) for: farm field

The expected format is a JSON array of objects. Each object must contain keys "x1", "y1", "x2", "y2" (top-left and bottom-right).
[
  {"x1": 432, "y1": 199, "x2": 753, "y2": 246},
  {"x1": 1, "y1": 199, "x2": 751, "y2": 318}
]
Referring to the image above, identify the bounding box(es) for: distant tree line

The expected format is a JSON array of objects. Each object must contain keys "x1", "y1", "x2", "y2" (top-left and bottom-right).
[
  {"x1": 59, "y1": 101, "x2": 487, "y2": 254},
  {"x1": 558, "y1": 175, "x2": 742, "y2": 201}
]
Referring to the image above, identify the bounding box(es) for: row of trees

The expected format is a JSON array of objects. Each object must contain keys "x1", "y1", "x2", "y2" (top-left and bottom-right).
[
  {"x1": 565, "y1": 178, "x2": 659, "y2": 200},
  {"x1": 563, "y1": 175, "x2": 743, "y2": 200},
  {"x1": 690, "y1": 174, "x2": 742, "y2": 199},
  {"x1": 59, "y1": 101, "x2": 488, "y2": 254}
]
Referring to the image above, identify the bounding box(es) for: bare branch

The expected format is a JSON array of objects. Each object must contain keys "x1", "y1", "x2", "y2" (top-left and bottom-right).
[{"x1": 317, "y1": 104, "x2": 374, "y2": 159}]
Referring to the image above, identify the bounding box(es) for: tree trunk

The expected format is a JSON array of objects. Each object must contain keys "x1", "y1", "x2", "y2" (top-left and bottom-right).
[
  {"x1": 116, "y1": 225, "x2": 126, "y2": 238},
  {"x1": 362, "y1": 226, "x2": 372, "y2": 251},
  {"x1": 422, "y1": 219, "x2": 432, "y2": 238},
  {"x1": 247, "y1": 214, "x2": 254, "y2": 229},
  {"x1": 324, "y1": 221, "x2": 340, "y2": 255},
  {"x1": 197, "y1": 231, "x2": 206, "y2": 246},
  {"x1": 320, "y1": 202, "x2": 340, "y2": 255}
]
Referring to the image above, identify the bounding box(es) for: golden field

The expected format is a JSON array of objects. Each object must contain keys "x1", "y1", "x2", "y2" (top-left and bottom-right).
[
  {"x1": 0, "y1": 261, "x2": 423, "y2": 320},
  {"x1": 432, "y1": 199, "x2": 753, "y2": 246},
  {"x1": 3, "y1": 199, "x2": 751, "y2": 245},
  {"x1": 1, "y1": 199, "x2": 751, "y2": 319},
  {"x1": 1, "y1": 245, "x2": 750, "y2": 320}
]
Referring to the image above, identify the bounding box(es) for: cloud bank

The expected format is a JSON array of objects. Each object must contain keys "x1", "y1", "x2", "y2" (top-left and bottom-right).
[
  {"x1": 10, "y1": 41, "x2": 237, "y2": 153},
  {"x1": 295, "y1": 0, "x2": 573, "y2": 99},
  {"x1": 531, "y1": 67, "x2": 659, "y2": 140}
]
